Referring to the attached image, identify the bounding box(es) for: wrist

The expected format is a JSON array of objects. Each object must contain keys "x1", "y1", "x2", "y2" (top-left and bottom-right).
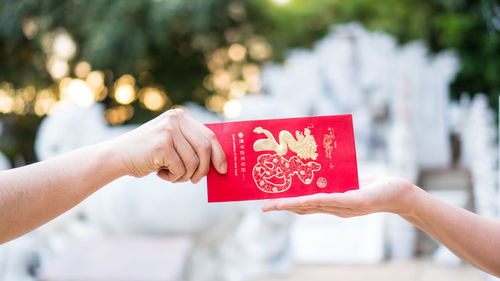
[
  {"x1": 397, "y1": 182, "x2": 428, "y2": 221},
  {"x1": 95, "y1": 138, "x2": 130, "y2": 179}
]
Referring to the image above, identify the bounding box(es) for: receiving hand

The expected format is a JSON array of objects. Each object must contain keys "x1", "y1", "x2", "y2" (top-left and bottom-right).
[
  {"x1": 111, "y1": 108, "x2": 227, "y2": 183},
  {"x1": 261, "y1": 176, "x2": 415, "y2": 217}
]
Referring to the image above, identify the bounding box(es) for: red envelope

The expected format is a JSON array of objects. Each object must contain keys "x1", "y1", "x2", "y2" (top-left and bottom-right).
[{"x1": 205, "y1": 114, "x2": 359, "y2": 202}]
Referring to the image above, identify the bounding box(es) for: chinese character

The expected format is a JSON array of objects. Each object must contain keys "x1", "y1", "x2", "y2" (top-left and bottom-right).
[
  {"x1": 241, "y1": 168, "x2": 246, "y2": 173},
  {"x1": 241, "y1": 162, "x2": 246, "y2": 167},
  {"x1": 240, "y1": 145, "x2": 245, "y2": 149},
  {"x1": 239, "y1": 139, "x2": 244, "y2": 144},
  {"x1": 241, "y1": 156, "x2": 245, "y2": 161},
  {"x1": 240, "y1": 150, "x2": 245, "y2": 155}
]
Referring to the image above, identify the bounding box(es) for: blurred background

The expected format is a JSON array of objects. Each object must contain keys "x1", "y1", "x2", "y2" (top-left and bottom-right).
[{"x1": 0, "y1": 0, "x2": 499, "y2": 280}]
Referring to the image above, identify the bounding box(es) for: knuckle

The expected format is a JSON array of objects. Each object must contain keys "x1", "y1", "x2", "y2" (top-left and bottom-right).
[
  {"x1": 153, "y1": 133, "x2": 172, "y2": 152},
  {"x1": 152, "y1": 157, "x2": 164, "y2": 168},
  {"x1": 206, "y1": 129, "x2": 216, "y2": 139},
  {"x1": 158, "y1": 120, "x2": 176, "y2": 135},
  {"x1": 165, "y1": 109, "x2": 183, "y2": 120},
  {"x1": 152, "y1": 142, "x2": 165, "y2": 157},
  {"x1": 198, "y1": 140, "x2": 211, "y2": 154},
  {"x1": 173, "y1": 108, "x2": 185, "y2": 114},
  {"x1": 188, "y1": 156, "x2": 200, "y2": 171}
]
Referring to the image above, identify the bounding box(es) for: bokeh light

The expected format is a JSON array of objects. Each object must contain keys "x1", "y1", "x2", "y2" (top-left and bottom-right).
[
  {"x1": 248, "y1": 39, "x2": 272, "y2": 61},
  {"x1": 228, "y1": 43, "x2": 247, "y2": 62},
  {"x1": 205, "y1": 94, "x2": 226, "y2": 112},
  {"x1": 74, "y1": 61, "x2": 91, "y2": 78},
  {"x1": 229, "y1": 80, "x2": 247, "y2": 98},
  {"x1": 0, "y1": 87, "x2": 14, "y2": 114},
  {"x1": 47, "y1": 57, "x2": 69, "y2": 80},
  {"x1": 139, "y1": 87, "x2": 168, "y2": 111},
  {"x1": 22, "y1": 86, "x2": 36, "y2": 102},
  {"x1": 272, "y1": 0, "x2": 290, "y2": 5},
  {"x1": 243, "y1": 64, "x2": 262, "y2": 93},
  {"x1": 104, "y1": 105, "x2": 134, "y2": 125},
  {"x1": 207, "y1": 48, "x2": 229, "y2": 72},
  {"x1": 13, "y1": 96, "x2": 26, "y2": 114},
  {"x1": 86, "y1": 71, "x2": 108, "y2": 101},
  {"x1": 113, "y1": 75, "x2": 137, "y2": 105},
  {"x1": 34, "y1": 89, "x2": 57, "y2": 116},
  {"x1": 86, "y1": 71, "x2": 104, "y2": 89},
  {"x1": 22, "y1": 18, "x2": 38, "y2": 39},
  {"x1": 223, "y1": 99, "x2": 242, "y2": 118},
  {"x1": 213, "y1": 70, "x2": 232, "y2": 91},
  {"x1": 52, "y1": 31, "x2": 77, "y2": 60},
  {"x1": 58, "y1": 77, "x2": 73, "y2": 99},
  {"x1": 67, "y1": 79, "x2": 95, "y2": 107},
  {"x1": 114, "y1": 85, "x2": 136, "y2": 105}
]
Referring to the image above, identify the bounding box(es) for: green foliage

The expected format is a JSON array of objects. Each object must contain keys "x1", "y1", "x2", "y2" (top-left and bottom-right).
[
  {"x1": 246, "y1": 0, "x2": 336, "y2": 57},
  {"x1": 331, "y1": 0, "x2": 500, "y2": 108}
]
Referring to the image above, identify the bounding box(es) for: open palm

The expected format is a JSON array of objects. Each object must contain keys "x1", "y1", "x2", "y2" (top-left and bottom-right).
[{"x1": 261, "y1": 176, "x2": 415, "y2": 217}]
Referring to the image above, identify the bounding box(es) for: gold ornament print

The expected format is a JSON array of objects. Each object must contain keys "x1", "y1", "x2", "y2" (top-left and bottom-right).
[
  {"x1": 323, "y1": 127, "x2": 336, "y2": 169},
  {"x1": 253, "y1": 154, "x2": 321, "y2": 193},
  {"x1": 316, "y1": 177, "x2": 327, "y2": 188},
  {"x1": 252, "y1": 126, "x2": 322, "y2": 193},
  {"x1": 253, "y1": 127, "x2": 318, "y2": 160}
]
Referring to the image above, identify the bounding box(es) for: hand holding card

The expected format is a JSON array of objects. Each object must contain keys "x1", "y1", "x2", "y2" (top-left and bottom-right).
[{"x1": 206, "y1": 115, "x2": 359, "y2": 202}]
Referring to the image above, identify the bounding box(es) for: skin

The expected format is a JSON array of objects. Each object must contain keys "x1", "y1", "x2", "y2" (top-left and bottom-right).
[
  {"x1": 262, "y1": 176, "x2": 500, "y2": 277},
  {"x1": 0, "y1": 109, "x2": 227, "y2": 244}
]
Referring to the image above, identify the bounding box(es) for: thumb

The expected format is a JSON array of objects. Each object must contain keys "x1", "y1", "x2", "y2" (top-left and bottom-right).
[{"x1": 209, "y1": 137, "x2": 227, "y2": 174}]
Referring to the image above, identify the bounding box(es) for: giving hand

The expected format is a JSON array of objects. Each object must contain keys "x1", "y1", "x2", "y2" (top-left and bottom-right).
[{"x1": 111, "y1": 109, "x2": 227, "y2": 183}]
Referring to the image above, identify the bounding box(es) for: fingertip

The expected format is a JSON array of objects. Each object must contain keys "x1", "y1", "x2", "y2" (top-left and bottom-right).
[
  {"x1": 212, "y1": 158, "x2": 227, "y2": 174},
  {"x1": 191, "y1": 176, "x2": 202, "y2": 184},
  {"x1": 209, "y1": 136, "x2": 227, "y2": 175},
  {"x1": 219, "y1": 161, "x2": 227, "y2": 174},
  {"x1": 262, "y1": 206, "x2": 275, "y2": 212},
  {"x1": 261, "y1": 200, "x2": 274, "y2": 212}
]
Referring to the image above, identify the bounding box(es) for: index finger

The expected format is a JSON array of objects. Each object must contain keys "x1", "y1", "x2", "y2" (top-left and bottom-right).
[
  {"x1": 183, "y1": 114, "x2": 227, "y2": 175},
  {"x1": 262, "y1": 193, "x2": 347, "y2": 212},
  {"x1": 261, "y1": 194, "x2": 316, "y2": 212}
]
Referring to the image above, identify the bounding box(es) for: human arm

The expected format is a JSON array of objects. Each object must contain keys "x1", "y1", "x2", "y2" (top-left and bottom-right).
[
  {"x1": 261, "y1": 176, "x2": 500, "y2": 277},
  {"x1": 0, "y1": 109, "x2": 227, "y2": 244}
]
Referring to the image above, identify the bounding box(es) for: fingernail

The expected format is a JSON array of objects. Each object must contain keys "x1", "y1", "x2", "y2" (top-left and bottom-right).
[{"x1": 220, "y1": 162, "x2": 227, "y2": 174}]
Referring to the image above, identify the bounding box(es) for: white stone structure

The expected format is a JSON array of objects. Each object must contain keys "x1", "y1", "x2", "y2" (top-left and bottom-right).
[{"x1": 459, "y1": 94, "x2": 498, "y2": 218}]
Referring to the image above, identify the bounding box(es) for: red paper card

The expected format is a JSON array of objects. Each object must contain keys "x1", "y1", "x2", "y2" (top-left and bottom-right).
[{"x1": 205, "y1": 114, "x2": 359, "y2": 202}]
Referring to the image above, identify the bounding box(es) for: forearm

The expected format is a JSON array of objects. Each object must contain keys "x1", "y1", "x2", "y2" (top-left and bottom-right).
[
  {"x1": 0, "y1": 140, "x2": 126, "y2": 244},
  {"x1": 401, "y1": 185, "x2": 500, "y2": 276}
]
